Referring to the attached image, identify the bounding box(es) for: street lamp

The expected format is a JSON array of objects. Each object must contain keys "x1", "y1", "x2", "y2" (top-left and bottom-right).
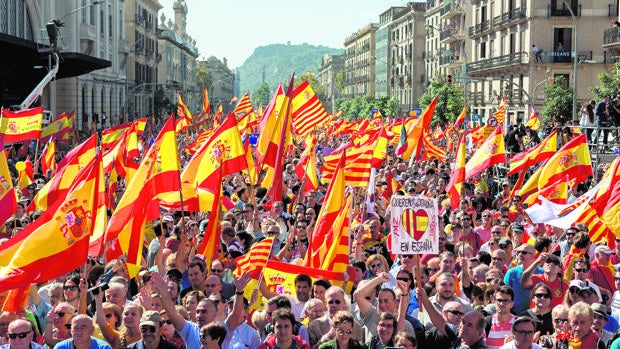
[{"x1": 561, "y1": 0, "x2": 578, "y2": 121}]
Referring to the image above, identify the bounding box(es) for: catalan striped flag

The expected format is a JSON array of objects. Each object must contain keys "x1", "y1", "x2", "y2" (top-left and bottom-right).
[
  {"x1": 321, "y1": 144, "x2": 374, "y2": 187},
  {"x1": 232, "y1": 93, "x2": 253, "y2": 116},
  {"x1": 0, "y1": 106, "x2": 43, "y2": 142},
  {"x1": 291, "y1": 81, "x2": 330, "y2": 137},
  {"x1": 494, "y1": 96, "x2": 506, "y2": 124},
  {"x1": 421, "y1": 129, "x2": 447, "y2": 162},
  {"x1": 234, "y1": 236, "x2": 276, "y2": 278}
]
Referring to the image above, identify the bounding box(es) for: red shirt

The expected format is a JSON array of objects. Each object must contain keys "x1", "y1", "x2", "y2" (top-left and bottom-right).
[{"x1": 530, "y1": 274, "x2": 569, "y2": 307}]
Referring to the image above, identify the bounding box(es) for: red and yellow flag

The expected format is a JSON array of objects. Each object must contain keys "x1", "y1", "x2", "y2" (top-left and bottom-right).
[
  {"x1": 40, "y1": 112, "x2": 72, "y2": 143},
  {"x1": 321, "y1": 144, "x2": 374, "y2": 187},
  {"x1": 523, "y1": 178, "x2": 568, "y2": 207},
  {"x1": 234, "y1": 237, "x2": 275, "y2": 278},
  {"x1": 421, "y1": 129, "x2": 447, "y2": 162},
  {"x1": 232, "y1": 92, "x2": 253, "y2": 116},
  {"x1": 0, "y1": 106, "x2": 43, "y2": 142},
  {"x1": 0, "y1": 138, "x2": 17, "y2": 226},
  {"x1": 40, "y1": 138, "x2": 57, "y2": 175},
  {"x1": 105, "y1": 116, "x2": 181, "y2": 276},
  {"x1": 202, "y1": 87, "x2": 211, "y2": 115},
  {"x1": 291, "y1": 81, "x2": 330, "y2": 137},
  {"x1": 538, "y1": 134, "x2": 592, "y2": 189},
  {"x1": 526, "y1": 107, "x2": 541, "y2": 131},
  {"x1": 0, "y1": 154, "x2": 101, "y2": 292},
  {"x1": 509, "y1": 130, "x2": 558, "y2": 175},
  {"x1": 176, "y1": 94, "x2": 193, "y2": 133},
  {"x1": 465, "y1": 126, "x2": 505, "y2": 180},
  {"x1": 454, "y1": 104, "x2": 467, "y2": 127},
  {"x1": 295, "y1": 134, "x2": 319, "y2": 192},
  {"x1": 446, "y1": 133, "x2": 467, "y2": 208},
  {"x1": 101, "y1": 118, "x2": 146, "y2": 150},
  {"x1": 304, "y1": 152, "x2": 350, "y2": 272},
  {"x1": 493, "y1": 96, "x2": 506, "y2": 124},
  {"x1": 196, "y1": 166, "x2": 222, "y2": 265}
]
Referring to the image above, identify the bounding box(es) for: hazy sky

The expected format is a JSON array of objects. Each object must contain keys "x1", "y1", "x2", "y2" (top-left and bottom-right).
[{"x1": 158, "y1": 1, "x2": 410, "y2": 69}]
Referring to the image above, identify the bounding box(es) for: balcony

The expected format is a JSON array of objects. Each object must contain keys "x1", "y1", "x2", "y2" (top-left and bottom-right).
[
  {"x1": 466, "y1": 52, "x2": 527, "y2": 74},
  {"x1": 492, "y1": 8, "x2": 527, "y2": 28},
  {"x1": 80, "y1": 23, "x2": 97, "y2": 43},
  {"x1": 440, "y1": 3, "x2": 465, "y2": 19},
  {"x1": 603, "y1": 27, "x2": 620, "y2": 48},
  {"x1": 468, "y1": 20, "x2": 490, "y2": 38},
  {"x1": 441, "y1": 29, "x2": 466, "y2": 43},
  {"x1": 548, "y1": 0, "x2": 580, "y2": 17}
]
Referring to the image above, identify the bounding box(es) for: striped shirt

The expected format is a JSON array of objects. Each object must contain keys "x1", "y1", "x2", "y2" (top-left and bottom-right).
[{"x1": 486, "y1": 315, "x2": 515, "y2": 349}]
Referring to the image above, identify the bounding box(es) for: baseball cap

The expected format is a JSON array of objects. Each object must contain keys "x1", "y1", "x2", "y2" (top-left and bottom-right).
[
  {"x1": 545, "y1": 254, "x2": 561, "y2": 265},
  {"x1": 595, "y1": 245, "x2": 613, "y2": 255},
  {"x1": 498, "y1": 238, "x2": 513, "y2": 248},
  {"x1": 162, "y1": 215, "x2": 174, "y2": 223},
  {"x1": 140, "y1": 310, "x2": 162, "y2": 326},
  {"x1": 511, "y1": 223, "x2": 524, "y2": 233}
]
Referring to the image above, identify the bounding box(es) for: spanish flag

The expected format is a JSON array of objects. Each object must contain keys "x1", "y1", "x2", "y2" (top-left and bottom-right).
[
  {"x1": 526, "y1": 107, "x2": 541, "y2": 131},
  {"x1": 196, "y1": 165, "x2": 222, "y2": 266},
  {"x1": 40, "y1": 138, "x2": 57, "y2": 175},
  {"x1": 304, "y1": 151, "x2": 350, "y2": 273},
  {"x1": 0, "y1": 138, "x2": 17, "y2": 226},
  {"x1": 538, "y1": 134, "x2": 592, "y2": 189},
  {"x1": 509, "y1": 130, "x2": 558, "y2": 175},
  {"x1": 454, "y1": 104, "x2": 467, "y2": 127},
  {"x1": 101, "y1": 118, "x2": 146, "y2": 150},
  {"x1": 40, "y1": 112, "x2": 72, "y2": 143},
  {"x1": 202, "y1": 87, "x2": 211, "y2": 115},
  {"x1": 523, "y1": 177, "x2": 568, "y2": 207},
  {"x1": 295, "y1": 134, "x2": 319, "y2": 192},
  {"x1": 446, "y1": 132, "x2": 467, "y2": 209},
  {"x1": 0, "y1": 106, "x2": 43, "y2": 142},
  {"x1": 465, "y1": 126, "x2": 505, "y2": 180},
  {"x1": 0, "y1": 153, "x2": 101, "y2": 292},
  {"x1": 105, "y1": 116, "x2": 181, "y2": 276}
]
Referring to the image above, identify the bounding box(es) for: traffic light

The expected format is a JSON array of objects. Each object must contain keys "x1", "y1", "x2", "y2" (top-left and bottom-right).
[{"x1": 447, "y1": 74, "x2": 452, "y2": 84}]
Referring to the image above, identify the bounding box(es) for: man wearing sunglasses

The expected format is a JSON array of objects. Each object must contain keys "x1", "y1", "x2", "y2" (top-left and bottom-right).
[
  {"x1": 504, "y1": 243, "x2": 542, "y2": 315},
  {"x1": 4, "y1": 318, "x2": 44, "y2": 349},
  {"x1": 126, "y1": 311, "x2": 176, "y2": 349},
  {"x1": 521, "y1": 252, "x2": 568, "y2": 307}
]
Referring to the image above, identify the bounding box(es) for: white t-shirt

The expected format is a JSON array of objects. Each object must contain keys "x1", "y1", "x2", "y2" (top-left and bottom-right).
[{"x1": 499, "y1": 341, "x2": 543, "y2": 349}]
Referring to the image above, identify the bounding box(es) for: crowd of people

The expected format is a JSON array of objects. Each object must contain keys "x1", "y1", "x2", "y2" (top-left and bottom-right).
[{"x1": 0, "y1": 113, "x2": 619, "y2": 349}]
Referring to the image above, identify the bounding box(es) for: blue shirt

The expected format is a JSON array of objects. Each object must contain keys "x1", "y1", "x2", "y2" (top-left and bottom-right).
[
  {"x1": 53, "y1": 337, "x2": 111, "y2": 349},
  {"x1": 178, "y1": 320, "x2": 201, "y2": 349},
  {"x1": 504, "y1": 265, "x2": 543, "y2": 315}
]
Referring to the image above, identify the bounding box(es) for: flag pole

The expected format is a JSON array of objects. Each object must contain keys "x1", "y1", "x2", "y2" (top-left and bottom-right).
[
  {"x1": 33, "y1": 139, "x2": 40, "y2": 173},
  {"x1": 416, "y1": 254, "x2": 422, "y2": 312}
]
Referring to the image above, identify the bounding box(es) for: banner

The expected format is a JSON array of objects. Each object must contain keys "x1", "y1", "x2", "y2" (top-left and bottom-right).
[{"x1": 389, "y1": 195, "x2": 439, "y2": 255}]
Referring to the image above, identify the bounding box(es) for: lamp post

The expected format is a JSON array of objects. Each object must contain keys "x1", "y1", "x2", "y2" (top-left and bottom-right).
[{"x1": 562, "y1": 0, "x2": 578, "y2": 121}]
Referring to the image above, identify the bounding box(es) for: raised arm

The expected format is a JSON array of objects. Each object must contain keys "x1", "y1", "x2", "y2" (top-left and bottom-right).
[
  {"x1": 151, "y1": 271, "x2": 187, "y2": 332},
  {"x1": 520, "y1": 252, "x2": 547, "y2": 288},
  {"x1": 353, "y1": 272, "x2": 390, "y2": 316},
  {"x1": 416, "y1": 286, "x2": 448, "y2": 336}
]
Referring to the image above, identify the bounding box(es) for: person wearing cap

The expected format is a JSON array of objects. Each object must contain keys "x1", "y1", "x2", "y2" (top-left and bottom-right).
[
  {"x1": 590, "y1": 245, "x2": 617, "y2": 297},
  {"x1": 568, "y1": 258, "x2": 612, "y2": 306},
  {"x1": 126, "y1": 311, "x2": 176, "y2": 349},
  {"x1": 504, "y1": 243, "x2": 542, "y2": 315},
  {"x1": 510, "y1": 223, "x2": 525, "y2": 250},
  {"x1": 521, "y1": 252, "x2": 568, "y2": 307},
  {"x1": 591, "y1": 303, "x2": 613, "y2": 344},
  {"x1": 498, "y1": 316, "x2": 542, "y2": 349}
]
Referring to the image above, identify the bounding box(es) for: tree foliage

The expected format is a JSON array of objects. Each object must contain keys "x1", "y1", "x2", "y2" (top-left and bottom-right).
[
  {"x1": 252, "y1": 82, "x2": 272, "y2": 107},
  {"x1": 333, "y1": 95, "x2": 400, "y2": 120},
  {"x1": 590, "y1": 62, "x2": 620, "y2": 99},
  {"x1": 542, "y1": 75, "x2": 573, "y2": 124},
  {"x1": 417, "y1": 76, "x2": 465, "y2": 126},
  {"x1": 154, "y1": 87, "x2": 174, "y2": 118},
  {"x1": 195, "y1": 63, "x2": 211, "y2": 91}
]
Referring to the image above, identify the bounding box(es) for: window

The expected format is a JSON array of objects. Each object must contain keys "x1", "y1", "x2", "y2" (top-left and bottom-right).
[{"x1": 480, "y1": 42, "x2": 487, "y2": 59}]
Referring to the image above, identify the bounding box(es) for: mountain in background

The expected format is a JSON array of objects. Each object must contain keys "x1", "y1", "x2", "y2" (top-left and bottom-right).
[{"x1": 237, "y1": 42, "x2": 343, "y2": 94}]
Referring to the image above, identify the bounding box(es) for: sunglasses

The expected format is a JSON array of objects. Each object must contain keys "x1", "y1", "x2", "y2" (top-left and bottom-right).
[
  {"x1": 63, "y1": 285, "x2": 78, "y2": 291},
  {"x1": 8, "y1": 331, "x2": 31, "y2": 339},
  {"x1": 163, "y1": 319, "x2": 173, "y2": 325},
  {"x1": 210, "y1": 269, "x2": 223, "y2": 273},
  {"x1": 575, "y1": 268, "x2": 589, "y2": 273},
  {"x1": 337, "y1": 329, "x2": 353, "y2": 335},
  {"x1": 554, "y1": 318, "x2": 569, "y2": 324},
  {"x1": 105, "y1": 313, "x2": 114, "y2": 319},
  {"x1": 545, "y1": 260, "x2": 560, "y2": 266},
  {"x1": 370, "y1": 264, "x2": 382, "y2": 269},
  {"x1": 140, "y1": 325, "x2": 157, "y2": 333},
  {"x1": 401, "y1": 255, "x2": 414, "y2": 259},
  {"x1": 328, "y1": 300, "x2": 342, "y2": 305},
  {"x1": 396, "y1": 277, "x2": 410, "y2": 282},
  {"x1": 495, "y1": 298, "x2": 511, "y2": 304},
  {"x1": 56, "y1": 312, "x2": 67, "y2": 317},
  {"x1": 445, "y1": 309, "x2": 464, "y2": 317},
  {"x1": 534, "y1": 293, "x2": 551, "y2": 299},
  {"x1": 514, "y1": 330, "x2": 534, "y2": 336},
  {"x1": 516, "y1": 250, "x2": 532, "y2": 255}
]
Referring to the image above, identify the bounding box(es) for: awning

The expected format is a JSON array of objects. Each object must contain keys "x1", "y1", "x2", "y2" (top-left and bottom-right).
[{"x1": 0, "y1": 32, "x2": 111, "y2": 107}]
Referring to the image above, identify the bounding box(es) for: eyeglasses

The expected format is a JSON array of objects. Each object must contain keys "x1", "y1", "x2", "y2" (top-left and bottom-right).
[
  {"x1": 163, "y1": 320, "x2": 173, "y2": 325},
  {"x1": 445, "y1": 309, "x2": 464, "y2": 317},
  {"x1": 210, "y1": 269, "x2": 223, "y2": 273},
  {"x1": 438, "y1": 237, "x2": 447, "y2": 241},
  {"x1": 495, "y1": 298, "x2": 512, "y2": 304},
  {"x1": 491, "y1": 257, "x2": 504, "y2": 261},
  {"x1": 370, "y1": 263, "x2": 382, "y2": 269},
  {"x1": 460, "y1": 217, "x2": 472, "y2": 221},
  {"x1": 492, "y1": 230, "x2": 502, "y2": 234},
  {"x1": 512, "y1": 198, "x2": 522, "y2": 202},
  {"x1": 396, "y1": 277, "x2": 410, "y2": 282},
  {"x1": 402, "y1": 255, "x2": 414, "y2": 259},
  {"x1": 328, "y1": 300, "x2": 342, "y2": 305},
  {"x1": 8, "y1": 331, "x2": 31, "y2": 339},
  {"x1": 337, "y1": 329, "x2": 353, "y2": 335},
  {"x1": 534, "y1": 293, "x2": 551, "y2": 299},
  {"x1": 566, "y1": 232, "x2": 576, "y2": 237},
  {"x1": 545, "y1": 260, "x2": 560, "y2": 266},
  {"x1": 482, "y1": 215, "x2": 491, "y2": 218},
  {"x1": 574, "y1": 268, "x2": 589, "y2": 273},
  {"x1": 63, "y1": 285, "x2": 78, "y2": 291},
  {"x1": 140, "y1": 325, "x2": 157, "y2": 333},
  {"x1": 514, "y1": 330, "x2": 534, "y2": 336},
  {"x1": 243, "y1": 210, "x2": 252, "y2": 213},
  {"x1": 554, "y1": 318, "x2": 569, "y2": 324},
  {"x1": 614, "y1": 277, "x2": 620, "y2": 282},
  {"x1": 516, "y1": 250, "x2": 532, "y2": 255},
  {"x1": 378, "y1": 323, "x2": 394, "y2": 328}
]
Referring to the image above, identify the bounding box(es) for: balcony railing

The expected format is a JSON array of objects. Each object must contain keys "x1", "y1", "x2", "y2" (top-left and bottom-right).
[
  {"x1": 539, "y1": 50, "x2": 592, "y2": 63},
  {"x1": 468, "y1": 20, "x2": 490, "y2": 37},
  {"x1": 493, "y1": 8, "x2": 527, "y2": 27},
  {"x1": 466, "y1": 52, "x2": 527, "y2": 73},
  {"x1": 548, "y1": 1, "x2": 580, "y2": 17},
  {"x1": 604, "y1": 27, "x2": 620, "y2": 46}
]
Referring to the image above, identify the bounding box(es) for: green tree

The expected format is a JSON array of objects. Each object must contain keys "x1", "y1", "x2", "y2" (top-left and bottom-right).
[
  {"x1": 252, "y1": 82, "x2": 272, "y2": 107},
  {"x1": 195, "y1": 63, "x2": 211, "y2": 91},
  {"x1": 333, "y1": 95, "x2": 400, "y2": 119},
  {"x1": 590, "y1": 61, "x2": 620, "y2": 99},
  {"x1": 154, "y1": 87, "x2": 174, "y2": 118},
  {"x1": 334, "y1": 71, "x2": 345, "y2": 95},
  {"x1": 417, "y1": 76, "x2": 465, "y2": 126},
  {"x1": 542, "y1": 75, "x2": 572, "y2": 124}
]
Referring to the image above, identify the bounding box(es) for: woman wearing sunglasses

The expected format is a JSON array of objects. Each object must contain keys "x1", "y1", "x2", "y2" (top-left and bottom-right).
[
  {"x1": 318, "y1": 311, "x2": 364, "y2": 349},
  {"x1": 520, "y1": 282, "x2": 554, "y2": 337}
]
